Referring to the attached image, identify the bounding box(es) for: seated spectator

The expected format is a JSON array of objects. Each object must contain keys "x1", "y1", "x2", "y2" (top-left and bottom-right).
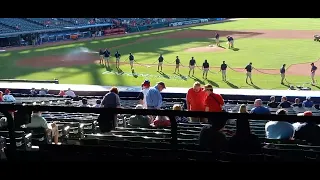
[
  {"x1": 58, "y1": 90, "x2": 65, "y2": 96},
  {"x1": 94, "y1": 99, "x2": 101, "y2": 108},
  {"x1": 291, "y1": 98, "x2": 302, "y2": 108},
  {"x1": 65, "y1": 88, "x2": 76, "y2": 98},
  {"x1": 128, "y1": 104, "x2": 151, "y2": 127},
  {"x1": 302, "y1": 96, "x2": 313, "y2": 108},
  {"x1": 3, "y1": 89, "x2": 15, "y2": 102},
  {"x1": 267, "y1": 96, "x2": 279, "y2": 108},
  {"x1": 65, "y1": 100, "x2": 72, "y2": 106},
  {"x1": 293, "y1": 111, "x2": 320, "y2": 145},
  {"x1": 26, "y1": 111, "x2": 59, "y2": 144},
  {"x1": 80, "y1": 98, "x2": 89, "y2": 107},
  {"x1": 250, "y1": 99, "x2": 270, "y2": 114},
  {"x1": 99, "y1": 87, "x2": 121, "y2": 132},
  {"x1": 265, "y1": 109, "x2": 295, "y2": 140},
  {"x1": 173, "y1": 104, "x2": 189, "y2": 123},
  {"x1": 227, "y1": 118, "x2": 261, "y2": 154},
  {"x1": 199, "y1": 118, "x2": 228, "y2": 152},
  {"x1": 30, "y1": 88, "x2": 37, "y2": 96},
  {"x1": 38, "y1": 88, "x2": 48, "y2": 95},
  {"x1": 0, "y1": 91, "x2": 3, "y2": 102},
  {"x1": 239, "y1": 104, "x2": 248, "y2": 113},
  {"x1": 278, "y1": 96, "x2": 291, "y2": 108},
  {"x1": 153, "y1": 116, "x2": 170, "y2": 128}
]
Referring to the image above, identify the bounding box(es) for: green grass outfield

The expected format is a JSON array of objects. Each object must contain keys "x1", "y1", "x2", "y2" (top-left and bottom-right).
[{"x1": 1, "y1": 18, "x2": 320, "y2": 90}]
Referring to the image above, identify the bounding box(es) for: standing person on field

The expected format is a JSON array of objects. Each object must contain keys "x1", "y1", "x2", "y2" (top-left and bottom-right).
[
  {"x1": 245, "y1": 62, "x2": 253, "y2": 84},
  {"x1": 204, "y1": 84, "x2": 225, "y2": 113},
  {"x1": 99, "y1": 49, "x2": 104, "y2": 65},
  {"x1": 186, "y1": 82, "x2": 207, "y2": 123},
  {"x1": 189, "y1": 57, "x2": 196, "y2": 76},
  {"x1": 220, "y1": 61, "x2": 228, "y2": 81},
  {"x1": 115, "y1": 50, "x2": 121, "y2": 69},
  {"x1": 280, "y1": 64, "x2": 286, "y2": 84},
  {"x1": 311, "y1": 62, "x2": 318, "y2": 85},
  {"x1": 202, "y1": 60, "x2": 209, "y2": 79},
  {"x1": 157, "y1": 54, "x2": 164, "y2": 72},
  {"x1": 129, "y1": 53, "x2": 135, "y2": 70},
  {"x1": 215, "y1": 32, "x2": 220, "y2": 46},
  {"x1": 174, "y1": 56, "x2": 180, "y2": 74},
  {"x1": 104, "y1": 48, "x2": 111, "y2": 67}
]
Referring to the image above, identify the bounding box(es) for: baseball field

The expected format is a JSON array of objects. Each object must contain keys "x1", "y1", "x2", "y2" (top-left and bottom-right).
[{"x1": 2, "y1": 18, "x2": 320, "y2": 90}]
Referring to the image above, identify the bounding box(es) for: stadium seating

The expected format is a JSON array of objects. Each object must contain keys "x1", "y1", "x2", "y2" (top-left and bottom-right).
[{"x1": 0, "y1": 18, "x2": 45, "y2": 31}]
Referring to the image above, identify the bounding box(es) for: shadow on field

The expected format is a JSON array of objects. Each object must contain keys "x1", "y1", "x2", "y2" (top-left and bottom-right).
[
  {"x1": 158, "y1": 71, "x2": 170, "y2": 79},
  {"x1": 191, "y1": 76, "x2": 205, "y2": 85},
  {"x1": 232, "y1": 48, "x2": 240, "y2": 51},
  {"x1": 207, "y1": 79, "x2": 219, "y2": 88},
  {"x1": 250, "y1": 83, "x2": 261, "y2": 89},
  {"x1": 312, "y1": 85, "x2": 320, "y2": 89},
  {"x1": 177, "y1": 74, "x2": 187, "y2": 81},
  {"x1": 225, "y1": 81, "x2": 239, "y2": 89}
]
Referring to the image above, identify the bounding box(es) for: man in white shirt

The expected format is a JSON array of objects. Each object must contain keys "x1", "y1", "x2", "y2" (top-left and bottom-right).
[
  {"x1": 139, "y1": 80, "x2": 151, "y2": 109},
  {"x1": 265, "y1": 109, "x2": 294, "y2": 140},
  {"x1": 3, "y1": 89, "x2": 16, "y2": 102},
  {"x1": 65, "y1": 88, "x2": 76, "y2": 97}
]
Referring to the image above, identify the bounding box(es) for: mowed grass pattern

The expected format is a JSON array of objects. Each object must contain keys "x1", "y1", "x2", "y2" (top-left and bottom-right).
[{"x1": 1, "y1": 18, "x2": 320, "y2": 89}]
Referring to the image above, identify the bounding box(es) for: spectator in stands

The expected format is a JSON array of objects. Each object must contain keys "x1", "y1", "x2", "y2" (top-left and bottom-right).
[
  {"x1": 267, "y1": 96, "x2": 279, "y2": 108},
  {"x1": 0, "y1": 91, "x2": 3, "y2": 102},
  {"x1": 291, "y1": 98, "x2": 302, "y2": 108},
  {"x1": 265, "y1": 109, "x2": 295, "y2": 140},
  {"x1": 58, "y1": 90, "x2": 65, "y2": 96},
  {"x1": 128, "y1": 104, "x2": 151, "y2": 127},
  {"x1": 199, "y1": 118, "x2": 228, "y2": 152},
  {"x1": 173, "y1": 104, "x2": 189, "y2": 123},
  {"x1": 138, "y1": 80, "x2": 151, "y2": 109},
  {"x1": 80, "y1": 98, "x2": 89, "y2": 107},
  {"x1": 38, "y1": 88, "x2": 48, "y2": 95},
  {"x1": 293, "y1": 111, "x2": 320, "y2": 145},
  {"x1": 153, "y1": 116, "x2": 171, "y2": 128},
  {"x1": 302, "y1": 96, "x2": 314, "y2": 108},
  {"x1": 204, "y1": 84, "x2": 224, "y2": 112},
  {"x1": 146, "y1": 82, "x2": 165, "y2": 110},
  {"x1": 30, "y1": 88, "x2": 37, "y2": 96},
  {"x1": 65, "y1": 100, "x2": 72, "y2": 106},
  {"x1": 250, "y1": 99, "x2": 270, "y2": 114},
  {"x1": 227, "y1": 118, "x2": 261, "y2": 154},
  {"x1": 238, "y1": 104, "x2": 248, "y2": 113},
  {"x1": 99, "y1": 87, "x2": 121, "y2": 133},
  {"x1": 278, "y1": 96, "x2": 291, "y2": 108},
  {"x1": 3, "y1": 89, "x2": 15, "y2": 102},
  {"x1": 26, "y1": 111, "x2": 59, "y2": 144},
  {"x1": 65, "y1": 88, "x2": 76, "y2": 98},
  {"x1": 186, "y1": 82, "x2": 207, "y2": 122},
  {"x1": 94, "y1": 99, "x2": 101, "y2": 108}
]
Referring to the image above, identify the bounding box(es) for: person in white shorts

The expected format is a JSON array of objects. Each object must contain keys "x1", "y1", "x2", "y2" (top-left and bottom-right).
[
  {"x1": 189, "y1": 57, "x2": 196, "y2": 76},
  {"x1": 158, "y1": 54, "x2": 164, "y2": 72},
  {"x1": 280, "y1": 64, "x2": 286, "y2": 84},
  {"x1": 245, "y1": 62, "x2": 253, "y2": 84},
  {"x1": 114, "y1": 50, "x2": 121, "y2": 69},
  {"x1": 99, "y1": 49, "x2": 104, "y2": 65},
  {"x1": 202, "y1": 59, "x2": 210, "y2": 79},
  {"x1": 311, "y1": 62, "x2": 318, "y2": 85}
]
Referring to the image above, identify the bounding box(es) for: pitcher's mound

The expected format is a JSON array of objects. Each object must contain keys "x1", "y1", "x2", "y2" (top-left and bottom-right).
[{"x1": 185, "y1": 45, "x2": 226, "y2": 52}]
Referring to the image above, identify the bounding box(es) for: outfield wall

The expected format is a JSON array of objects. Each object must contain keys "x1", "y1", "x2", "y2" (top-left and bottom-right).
[{"x1": 1, "y1": 82, "x2": 319, "y2": 104}]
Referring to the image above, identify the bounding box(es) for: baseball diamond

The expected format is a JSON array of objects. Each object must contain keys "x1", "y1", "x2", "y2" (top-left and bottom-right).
[{"x1": 1, "y1": 18, "x2": 320, "y2": 90}]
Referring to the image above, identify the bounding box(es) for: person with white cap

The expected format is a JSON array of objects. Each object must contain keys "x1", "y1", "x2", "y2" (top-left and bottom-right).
[{"x1": 302, "y1": 96, "x2": 313, "y2": 108}]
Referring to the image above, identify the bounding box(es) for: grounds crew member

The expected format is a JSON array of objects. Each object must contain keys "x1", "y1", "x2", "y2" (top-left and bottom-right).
[
  {"x1": 174, "y1": 56, "x2": 180, "y2": 74},
  {"x1": 215, "y1": 32, "x2": 220, "y2": 46},
  {"x1": 227, "y1": 36, "x2": 234, "y2": 49},
  {"x1": 104, "y1": 48, "x2": 111, "y2": 67},
  {"x1": 280, "y1": 64, "x2": 286, "y2": 84},
  {"x1": 115, "y1": 50, "x2": 121, "y2": 69},
  {"x1": 311, "y1": 62, "x2": 318, "y2": 85},
  {"x1": 220, "y1": 61, "x2": 228, "y2": 81},
  {"x1": 99, "y1": 49, "x2": 104, "y2": 65},
  {"x1": 157, "y1": 54, "x2": 164, "y2": 72},
  {"x1": 189, "y1": 57, "x2": 196, "y2": 76},
  {"x1": 245, "y1": 62, "x2": 253, "y2": 84},
  {"x1": 202, "y1": 60, "x2": 209, "y2": 79},
  {"x1": 129, "y1": 53, "x2": 135, "y2": 70}
]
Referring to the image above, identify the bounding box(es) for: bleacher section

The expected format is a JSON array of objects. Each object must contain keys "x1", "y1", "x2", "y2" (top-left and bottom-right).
[{"x1": 0, "y1": 18, "x2": 45, "y2": 31}]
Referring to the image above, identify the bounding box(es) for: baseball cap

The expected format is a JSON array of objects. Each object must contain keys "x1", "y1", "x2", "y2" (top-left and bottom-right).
[
  {"x1": 157, "y1": 81, "x2": 166, "y2": 89},
  {"x1": 4, "y1": 89, "x2": 10, "y2": 94},
  {"x1": 297, "y1": 111, "x2": 313, "y2": 116},
  {"x1": 142, "y1": 80, "x2": 150, "y2": 87}
]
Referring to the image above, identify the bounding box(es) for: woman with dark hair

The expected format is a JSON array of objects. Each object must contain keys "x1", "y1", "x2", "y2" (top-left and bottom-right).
[{"x1": 227, "y1": 118, "x2": 262, "y2": 154}]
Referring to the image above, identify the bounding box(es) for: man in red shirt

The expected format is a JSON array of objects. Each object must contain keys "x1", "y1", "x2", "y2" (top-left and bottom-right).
[
  {"x1": 186, "y1": 82, "x2": 207, "y2": 122},
  {"x1": 204, "y1": 84, "x2": 224, "y2": 112}
]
